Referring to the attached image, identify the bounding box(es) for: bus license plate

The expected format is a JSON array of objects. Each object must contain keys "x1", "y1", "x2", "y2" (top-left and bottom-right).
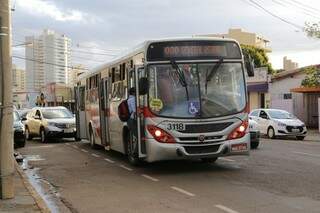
[{"x1": 166, "y1": 123, "x2": 185, "y2": 131}]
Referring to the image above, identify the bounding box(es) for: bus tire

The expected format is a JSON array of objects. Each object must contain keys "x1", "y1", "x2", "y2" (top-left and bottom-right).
[
  {"x1": 127, "y1": 131, "x2": 141, "y2": 166},
  {"x1": 89, "y1": 126, "x2": 99, "y2": 149}
]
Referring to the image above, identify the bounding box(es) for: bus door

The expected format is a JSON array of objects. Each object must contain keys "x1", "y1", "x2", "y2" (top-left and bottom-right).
[
  {"x1": 75, "y1": 85, "x2": 88, "y2": 139},
  {"x1": 99, "y1": 78, "x2": 110, "y2": 147},
  {"x1": 135, "y1": 65, "x2": 147, "y2": 158}
]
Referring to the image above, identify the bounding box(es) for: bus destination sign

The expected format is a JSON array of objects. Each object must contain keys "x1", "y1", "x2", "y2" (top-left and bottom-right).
[
  {"x1": 163, "y1": 45, "x2": 225, "y2": 58},
  {"x1": 147, "y1": 41, "x2": 241, "y2": 61}
]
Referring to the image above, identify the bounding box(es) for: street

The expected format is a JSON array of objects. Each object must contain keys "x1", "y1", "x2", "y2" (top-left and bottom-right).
[{"x1": 17, "y1": 137, "x2": 320, "y2": 213}]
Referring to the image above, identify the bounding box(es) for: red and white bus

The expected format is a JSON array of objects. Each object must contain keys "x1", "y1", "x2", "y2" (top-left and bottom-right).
[{"x1": 75, "y1": 37, "x2": 254, "y2": 165}]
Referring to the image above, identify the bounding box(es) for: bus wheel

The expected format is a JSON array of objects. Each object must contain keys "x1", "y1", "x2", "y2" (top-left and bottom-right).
[
  {"x1": 127, "y1": 131, "x2": 140, "y2": 166},
  {"x1": 89, "y1": 127, "x2": 98, "y2": 149}
]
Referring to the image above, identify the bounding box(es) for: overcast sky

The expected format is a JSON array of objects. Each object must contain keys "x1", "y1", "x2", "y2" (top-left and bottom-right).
[{"x1": 11, "y1": 0, "x2": 320, "y2": 69}]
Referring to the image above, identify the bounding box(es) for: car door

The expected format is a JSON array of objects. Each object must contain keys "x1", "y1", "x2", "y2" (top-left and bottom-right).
[
  {"x1": 33, "y1": 109, "x2": 43, "y2": 135},
  {"x1": 249, "y1": 110, "x2": 260, "y2": 122},
  {"x1": 27, "y1": 110, "x2": 36, "y2": 134},
  {"x1": 258, "y1": 110, "x2": 269, "y2": 134}
]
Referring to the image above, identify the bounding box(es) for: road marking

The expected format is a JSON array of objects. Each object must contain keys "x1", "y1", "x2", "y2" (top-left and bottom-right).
[
  {"x1": 141, "y1": 174, "x2": 159, "y2": 182},
  {"x1": 170, "y1": 186, "x2": 195, "y2": 197},
  {"x1": 220, "y1": 157, "x2": 235, "y2": 162},
  {"x1": 215, "y1": 205, "x2": 239, "y2": 213},
  {"x1": 104, "y1": 158, "x2": 115, "y2": 163},
  {"x1": 293, "y1": 151, "x2": 320, "y2": 158},
  {"x1": 119, "y1": 164, "x2": 133, "y2": 171},
  {"x1": 81, "y1": 149, "x2": 88, "y2": 153},
  {"x1": 91, "y1": 153, "x2": 100, "y2": 158},
  {"x1": 72, "y1": 145, "x2": 79, "y2": 149}
]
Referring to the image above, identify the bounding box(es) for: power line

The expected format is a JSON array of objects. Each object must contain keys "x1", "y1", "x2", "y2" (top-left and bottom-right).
[
  {"x1": 271, "y1": 0, "x2": 320, "y2": 20},
  {"x1": 13, "y1": 55, "x2": 89, "y2": 70},
  {"x1": 12, "y1": 38, "x2": 118, "y2": 57},
  {"x1": 243, "y1": 0, "x2": 304, "y2": 30},
  {"x1": 285, "y1": 0, "x2": 320, "y2": 13}
]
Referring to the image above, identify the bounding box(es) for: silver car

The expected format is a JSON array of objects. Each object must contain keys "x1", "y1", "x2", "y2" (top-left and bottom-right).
[{"x1": 25, "y1": 106, "x2": 79, "y2": 143}]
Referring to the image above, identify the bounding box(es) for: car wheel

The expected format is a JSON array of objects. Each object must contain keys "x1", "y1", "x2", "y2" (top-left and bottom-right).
[
  {"x1": 127, "y1": 131, "x2": 141, "y2": 166},
  {"x1": 267, "y1": 127, "x2": 275, "y2": 139},
  {"x1": 89, "y1": 127, "x2": 98, "y2": 149},
  {"x1": 74, "y1": 137, "x2": 81, "y2": 142},
  {"x1": 25, "y1": 127, "x2": 32, "y2": 140},
  {"x1": 296, "y1": 136, "x2": 305, "y2": 140},
  {"x1": 201, "y1": 157, "x2": 218, "y2": 163},
  {"x1": 40, "y1": 128, "x2": 47, "y2": 143},
  {"x1": 251, "y1": 142, "x2": 259, "y2": 149}
]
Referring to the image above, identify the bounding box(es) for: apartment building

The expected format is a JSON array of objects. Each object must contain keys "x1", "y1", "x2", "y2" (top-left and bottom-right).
[
  {"x1": 196, "y1": 28, "x2": 271, "y2": 52},
  {"x1": 283, "y1": 56, "x2": 298, "y2": 71},
  {"x1": 12, "y1": 64, "x2": 26, "y2": 92},
  {"x1": 25, "y1": 29, "x2": 71, "y2": 91}
]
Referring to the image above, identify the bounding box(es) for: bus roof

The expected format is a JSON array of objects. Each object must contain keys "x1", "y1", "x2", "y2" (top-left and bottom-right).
[{"x1": 78, "y1": 37, "x2": 240, "y2": 80}]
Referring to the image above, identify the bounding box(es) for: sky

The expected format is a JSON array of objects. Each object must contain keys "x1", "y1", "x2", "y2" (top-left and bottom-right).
[{"x1": 11, "y1": 0, "x2": 320, "y2": 70}]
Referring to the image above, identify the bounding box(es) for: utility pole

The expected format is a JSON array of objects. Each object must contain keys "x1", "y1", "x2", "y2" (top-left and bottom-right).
[{"x1": 0, "y1": 0, "x2": 14, "y2": 199}]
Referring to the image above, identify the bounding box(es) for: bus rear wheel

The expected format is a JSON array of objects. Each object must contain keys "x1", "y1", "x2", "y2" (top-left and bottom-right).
[{"x1": 127, "y1": 131, "x2": 141, "y2": 166}]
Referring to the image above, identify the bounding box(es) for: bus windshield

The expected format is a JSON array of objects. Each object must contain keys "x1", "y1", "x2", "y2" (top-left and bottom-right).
[{"x1": 148, "y1": 62, "x2": 246, "y2": 118}]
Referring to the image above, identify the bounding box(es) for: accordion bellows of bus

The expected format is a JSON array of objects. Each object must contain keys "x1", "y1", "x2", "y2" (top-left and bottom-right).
[{"x1": 75, "y1": 37, "x2": 253, "y2": 165}]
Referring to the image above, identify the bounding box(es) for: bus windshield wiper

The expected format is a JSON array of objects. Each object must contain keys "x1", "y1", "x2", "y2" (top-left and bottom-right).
[
  {"x1": 170, "y1": 60, "x2": 189, "y2": 100},
  {"x1": 205, "y1": 58, "x2": 223, "y2": 94}
]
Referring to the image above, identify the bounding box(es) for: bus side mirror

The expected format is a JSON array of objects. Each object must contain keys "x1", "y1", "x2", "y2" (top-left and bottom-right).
[
  {"x1": 139, "y1": 77, "x2": 148, "y2": 96},
  {"x1": 245, "y1": 55, "x2": 255, "y2": 77}
]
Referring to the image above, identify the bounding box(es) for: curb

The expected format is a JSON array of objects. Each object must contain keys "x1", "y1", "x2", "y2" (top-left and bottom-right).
[{"x1": 15, "y1": 160, "x2": 51, "y2": 213}]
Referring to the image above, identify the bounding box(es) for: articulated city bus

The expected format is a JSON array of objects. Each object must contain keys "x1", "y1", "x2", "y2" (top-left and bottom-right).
[{"x1": 75, "y1": 37, "x2": 254, "y2": 165}]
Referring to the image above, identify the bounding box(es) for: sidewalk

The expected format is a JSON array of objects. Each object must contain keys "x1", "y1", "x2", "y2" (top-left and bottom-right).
[
  {"x1": 0, "y1": 161, "x2": 49, "y2": 213},
  {"x1": 305, "y1": 129, "x2": 320, "y2": 142}
]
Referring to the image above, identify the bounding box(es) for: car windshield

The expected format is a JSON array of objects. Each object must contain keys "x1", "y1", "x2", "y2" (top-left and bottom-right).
[
  {"x1": 268, "y1": 110, "x2": 295, "y2": 119},
  {"x1": 42, "y1": 108, "x2": 74, "y2": 119},
  {"x1": 13, "y1": 111, "x2": 20, "y2": 121},
  {"x1": 148, "y1": 62, "x2": 246, "y2": 118}
]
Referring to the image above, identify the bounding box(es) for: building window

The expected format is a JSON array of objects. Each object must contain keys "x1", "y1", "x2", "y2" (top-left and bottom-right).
[{"x1": 283, "y1": 93, "x2": 292, "y2": 99}]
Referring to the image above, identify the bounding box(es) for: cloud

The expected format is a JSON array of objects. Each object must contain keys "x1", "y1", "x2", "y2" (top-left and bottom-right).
[{"x1": 16, "y1": 0, "x2": 99, "y2": 23}]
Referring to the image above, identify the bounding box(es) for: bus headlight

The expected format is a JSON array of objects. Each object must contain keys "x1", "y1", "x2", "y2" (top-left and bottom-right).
[
  {"x1": 147, "y1": 125, "x2": 176, "y2": 143},
  {"x1": 227, "y1": 120, "x2": 248, "y2": 140}
]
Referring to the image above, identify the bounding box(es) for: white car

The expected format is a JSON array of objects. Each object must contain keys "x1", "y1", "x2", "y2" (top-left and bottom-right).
[
  {"x1": 249, "y1": 109, "x2": 307, "y2": 140},
  {"x1": 249, "y1": 118, "x2": 260, "y2": 149}
]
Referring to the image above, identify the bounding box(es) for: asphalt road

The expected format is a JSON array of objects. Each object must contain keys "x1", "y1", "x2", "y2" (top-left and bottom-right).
[{"x1": 17, "y1": 137, "x2": 320, "y2": 213}]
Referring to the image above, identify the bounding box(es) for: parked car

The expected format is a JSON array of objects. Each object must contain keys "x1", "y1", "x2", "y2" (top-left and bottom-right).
[
  {"x1": 249, "y1": 118, "x2": 260, "y2": 149},
  {"x1": 13, "y1": 110, "x2": 26, "y2": 148},
  {"x1": 17, "y1": 108, "x2": 32, "y2": 124},
  {"x1": 249, "y1": 109, "x2": 307, "y2": 140},
  {"x1": 25, "y1": 106, "x2": 77, "y2": 143}
]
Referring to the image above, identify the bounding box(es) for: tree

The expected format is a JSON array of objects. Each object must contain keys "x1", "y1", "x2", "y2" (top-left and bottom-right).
[
  {"x1": 304, "y1": 22, "x2": 320, "y2": 39},
  {"x1": 301, "y1": 65, "x2": 320, "y2": 87},
  {"x1": 241, "y1": 44, "x2": 274, "y2": 74}
]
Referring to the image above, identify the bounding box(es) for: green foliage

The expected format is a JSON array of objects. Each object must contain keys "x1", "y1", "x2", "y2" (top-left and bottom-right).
[
  {"x1": 241, "y1": 44, "x2": 274, "y2": 74},
  {"x1": 304, "y1": 22, "x2": 320, "y2": 39},
  {"x1": 301, "y1": 66, "x2": 320, "y2": 87}
]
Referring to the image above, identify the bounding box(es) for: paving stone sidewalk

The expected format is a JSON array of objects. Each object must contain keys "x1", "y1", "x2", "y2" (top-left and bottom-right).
[{"x1": 305, "y1": 129, "x2": 320, "y2": 142}]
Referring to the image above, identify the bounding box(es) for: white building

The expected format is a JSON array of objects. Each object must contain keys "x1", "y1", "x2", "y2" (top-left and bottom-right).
[
  {"x1": 270, "y1": 65, "x2": 320, "y2": 128},
  {"x1": 25, "y1": 29, "x2": 71, "y2": 91},
  {"x1": 68, "y1": 64, "x2": 88, "y2": 87}
]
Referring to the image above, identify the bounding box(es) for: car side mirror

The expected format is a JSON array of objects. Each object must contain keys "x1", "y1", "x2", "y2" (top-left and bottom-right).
[
  {"x1": 244, "y1": 54, "x2": 254, "y2": 77},
  {"x1": 139, "y1": 77, "x2": 148, "y2": 96}
]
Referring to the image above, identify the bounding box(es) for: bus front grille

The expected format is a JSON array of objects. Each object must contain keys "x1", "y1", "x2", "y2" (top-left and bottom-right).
[
  {"x1": 183, "y1": 145, "x2": 220, "y2": 154},
  {"x1": 178, "y1": 122, "x2": 233, "y2": 133}
]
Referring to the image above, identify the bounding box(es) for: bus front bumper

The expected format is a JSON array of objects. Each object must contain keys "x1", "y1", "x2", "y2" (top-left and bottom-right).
[{"x1": 144, "y1": 133, "x2": 250, "y2": 162}]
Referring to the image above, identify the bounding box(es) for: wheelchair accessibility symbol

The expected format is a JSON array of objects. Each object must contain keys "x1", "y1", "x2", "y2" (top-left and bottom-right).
[{"x1": 188, "y1": 101, "x2": 200, "y2": 115}]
